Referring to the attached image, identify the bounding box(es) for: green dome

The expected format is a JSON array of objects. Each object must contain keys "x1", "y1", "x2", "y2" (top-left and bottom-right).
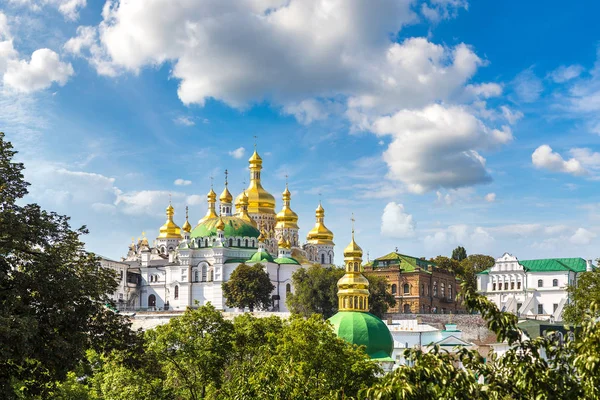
[
  {"x1": 191, "y1": 216, "x2": 260, "y2": 239},
  {"x1": 328, "y1": 311, "x2": 393, "y2": 361},
  {"x1": 274, "y1": 257, "x2": 300, "y2": 265},
  {"x1": 249, "y1": 248, "x2": 274, "y2": 263}
]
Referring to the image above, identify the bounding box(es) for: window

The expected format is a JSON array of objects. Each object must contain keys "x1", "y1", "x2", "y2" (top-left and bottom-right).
[
  {"x1": 286, "y1": 283, "x2": 291, "y2": 293},
  {"x1": 245, "y1": 239, "x2": 249, "y2": 247},
  {"x1": 553, "y1": 303, "x2": 558, "y2": 313},
  {"x1": 433, "y1": 282, "x2": 438, "y2": 297},
  {"x1": 537, "y1": 304, "x2": 544, "y2": 314},
  {"x1": 174, "y1": 285, "x2": 179, "y2": 300},
  {"x1": 391, "y1": 284, "x2": 397, "y2": 295},
  {"x1": 421, "y1": 284, "x2": 425, "y2": 296},
  {"x1": 448, "y1": 285, "x2": 453, "y2": 299},
  {"x1": 403, "y1": 283, "x2": 410, "y2": 294},
  {"x1": 441, "y1": 283, "x2": 445, "y2": 298},
  {"x1": 511, "y1": 282, "x2": 515, "y2": 290},
  {"x1": 229, "y1": 238, "x2": 233, "y2": 247},
  {"x1": 403, "y1": 304, "x2": 411, "y2": 313},
  {"x1": 237, "y1": 238, "x2": 241, "y2": 247},
  {"x1": 194, "y1": 270, "x2": 199, "y2": 282},
  {"x1": 329, "y1": 255, "x2": 332, "y2": 264},
  {"x1": 517, "y1": 282, "x2": 521, "y2": 290},
  {"x1": 504, "y1": 282, "x2": 508, "y2": 290},
  {"x1": 492, "y1": 283, "x2": 496, "y2": 291},
  {"x1": 148, "y1": 294, "x2": 156, "y2": 307},
  {"x1": 205, "y1": 239, "x2": 208, "y2": 247},
  {"x1": 552, "y1": 279, "x2": 558, "y2": 287},
  {"x1": 321, "y1": 254, "x2": 325, "y2": 264},
  {"x1": 538, "y1": 279, "x2": 543, "y2": 288}
]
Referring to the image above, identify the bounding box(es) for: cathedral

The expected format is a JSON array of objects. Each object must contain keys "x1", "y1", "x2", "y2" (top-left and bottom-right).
[{"x1": 121, "y1": 149, "x2": 335, "y2": 312}]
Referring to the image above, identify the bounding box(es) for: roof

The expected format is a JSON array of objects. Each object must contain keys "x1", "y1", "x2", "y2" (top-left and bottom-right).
[
  {"x1": 519, "y1": 258, "x2": 593, "y2": 273},
  {"x1": 328, "y1": 311, "x2": 393, "y2": 361},
  {"x1": 274, "y1": 256, "x2": 300, "y2": 265},
  {"x1": 224, "y1": 258, "x2": 249, "y2": 264},
  {"x1": 248, "y1": 249, "x2": 274, "y2": 263},
  {"x1": 477, "y1": 269, "x2": 490, "y2": 275},
  {"x1": 371, "y1": 252, "x2": 436, "y2": 273},
  {"x1": 190, "y1": 216, "x2": 260, "y2": 240}
]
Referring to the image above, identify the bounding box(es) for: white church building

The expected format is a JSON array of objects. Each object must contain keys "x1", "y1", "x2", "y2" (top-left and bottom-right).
[
  {"x1": 108, "y1": 149, "x2": 335, "y2": 312},
  {"x1": 477, "y1": 252, "x2": 595, "y2": 321}
]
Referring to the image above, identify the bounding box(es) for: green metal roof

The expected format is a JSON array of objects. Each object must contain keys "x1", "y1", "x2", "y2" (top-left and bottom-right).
[
  {"x1": 224, "y1": 258, "x2": 249, "y2": 264},
  {"x1": 190, "y1": 216, "x2": 260, "y2": 240},
  {"x1": 477, "y1": 269, "x2": 490, "y2": 275},
  {"x1": 328, "y1": 311, "x2": 393, "y2": 361},
  {"x1": 248, "y1": 248, "x2": 274, "y2": 263},
  {"x1": 519, "y1": 258, "x2": 593, "y2": 273},
  {"x1": 371, "y1": 252, "x2": 435, "y2": 273},
  {"x1": 274, "y1": 256, "x2": 300, "y2": 265}
]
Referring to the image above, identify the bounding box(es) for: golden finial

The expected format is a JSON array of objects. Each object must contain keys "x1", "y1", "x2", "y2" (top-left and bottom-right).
[
  {"x1": 169, "y1": 193, "x2": 172, "y2": 205},
  {"x1": 142, "y1": 231, "x2": 146, "y2": 237},
  {"x1": 186, "y1": 206, "x2": 189, "y2": 219},
  {"x1": 210, "y1": 175, "x2": 214, "y2": 189},
  {"x1": 224, "y1": 169, "x2": 228, "y2": 187},
  {"x1": 253, "y1": 135, "x2": 258, "y2": 149},
  {"x1": 351, "y1": 213, "x2": 355, "y2": 239}
]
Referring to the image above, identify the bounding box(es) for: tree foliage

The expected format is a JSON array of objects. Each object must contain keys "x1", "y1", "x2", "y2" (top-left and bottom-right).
[
  {"x1": 222, "y1": 263, "x2": 275, "y2": 311},
  {"x1": 563, "y1": 268, "x2": 600, "y2": 325},
  {"x1": 0, "y1": 132, "x2": 137, "y2": 398},
  {"x1": 460, "y1": 254, "x2": 496, "y2": 291},
  {"x1": 451, "y1": 246, "x2": 467, "y2": 262},
  {"x1": 365, "y1": 273, "x2": 397, "y2": 318},
  {"x1": 286, "y1": 264, "x2": 344, "y2": 318}
]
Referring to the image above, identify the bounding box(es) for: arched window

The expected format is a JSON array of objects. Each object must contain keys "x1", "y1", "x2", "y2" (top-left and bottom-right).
[
  {"x1": 492, "y1": 283, "x2": 496, "y2": 291},
  {"x1": 448, "y1": 285, "x2": 453, "y2": 299},
  {"x1": 174, "y1": 285, "x2": 179, "y2": 300},
  {"x1": 168, "y1": 246, "x2": 173, "y2": 251},
  {"x1": 433, "y1": 282, "x2": 438, "y2": 297},
  {"x1": 441, "y1": 283, "x2": 445, "y2": 298},
  {"x1": 403, "y1": 283, "x2": 410, "y2": 294},
  {"x1": 421, "y1": 284, "x2": 424, "y2": 296},
  {"x1": 552, "y1": 279, "x2": 558, "y2": 287},
  {"x1": 205, "y1": 239, "x2": 208, "y2": 247},
  {"x1": 329, "y1": 254, "x2": 332, "y2": 264},
  {"x1": 511, "y1": 282, "x2": 515, "y2": 290},
  {"x1": 321, "y1": 254, "x2": 325, "y2": 264},
  {"x1": 286, "y1": 283, "x2": 291, "y2": 293},
  {"x1": 245, "y1": 239, "x2": 249, "y2": 247},
  {"x1": 538, "y1": 279, "x2": 543, "y2": 288},
  {"x1": 403, "y1": 304, "x2": 411, "y2": 313},
  {"x1": 391, "y1": 284, "x2": 397, "y2": 295},
  {"x1": 201, "y1": 264, "x2": 207, "y2": 282},
  {"x1": 229, "y1": 238, "x2": 233, "y2": 247},
  {"x1": 237, "y1": 238, "x2": 241, "y2": 247},
  {"x1": 194, "y1": 270, "x2": 199, "y2": 282},
  {"x1": 148, "y1": 294, "x2": 156, "y2": 307}
]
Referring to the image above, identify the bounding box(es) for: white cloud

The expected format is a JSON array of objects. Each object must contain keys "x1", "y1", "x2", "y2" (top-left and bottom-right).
[
  {"x1": 421, "y1": 0, "x2": 468, "y2": 23},
  {"x1": 229, "y1": 147, "x2": 246, "y2": 159},
  {"x1": 4, "y1": 48, "x2": 74, "y2": 93},
  {"x1": 532, "y1": 145, "x2": 587, "y2": 176},
  {"x1": 549, "y1": 64, "x2": 584, "y2": 83},
  {"x1": 64, "y1": 25, "x2": 119, "y2": 77},
  {"x1": 186, "y1": 194, "x2": 204, "y2": 206},
  {"x1": 370, "y1": 104, "x2": 512, "y2": 193},
  {"x1": 484, "y1": 192, "x2": 496, "y2": 202},
  {"x1": 283, "y1": 99, "x2": 332, "y2": 124},
  {"x1": 380, "y1": 202, "x2": 415, "y2": 238},
  {"x1": 500, "y1": 106, "x2": 523, "y2": 124},
  {"x1": 8, "y1": 0, "x2": 87, "y2": 20},
  {"x1": 569, "y1": 228, "x2": 596, "y2": 245},
  {"x1": 465, "y1": 82, "x2": 502, "y2": 98},
  {"x1": 174, "y1": 178, "x2": 192, "y2": 186},
  {"x1": 512, "y1": 67, "x2": 543, "y2": 103},
  {"x1": 424, "y1": 224, "x2": 494, "y2": 253},
  {"x1": 173, "y1": 116, "x2": 195, "y2": 126},
  {"x1": 568, "y1": 148, "x2": 600, "y2": 171}
]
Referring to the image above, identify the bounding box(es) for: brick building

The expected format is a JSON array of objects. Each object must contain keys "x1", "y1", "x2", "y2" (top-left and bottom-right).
[{"x1": 364, "y1": 251, "x2": 465, "y2": 314}]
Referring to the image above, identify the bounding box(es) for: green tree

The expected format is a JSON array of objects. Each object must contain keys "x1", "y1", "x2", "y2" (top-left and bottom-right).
[
  {"x1": 563, "y1": 268, "x2": 600, "y2": 325},
  {"x1": 0, "y1": 132, "x2": 133, "y2": 398},
  {"x1": 365, "y1": 273, "x2": 397, "y2": 318},
  {"x1": 286, "y1": 265, "x2": 344, "y2": 318},
  {"x1": 222, "y1": 263, "x2": 275, "y2": 311},
  {"x1": 451, "y1": 246, "x2": 467, "y2": 262},
  {"x1": 459, "y1": 254, "x2": 496, "y2": 291}
]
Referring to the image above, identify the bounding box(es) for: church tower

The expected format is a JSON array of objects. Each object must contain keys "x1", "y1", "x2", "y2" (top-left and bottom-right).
[
  {"x1": 275, "y1": 181, "x2": 299, "y2": 247},
  {"x1": 304, "y1": 202, "x2": 335, "y2": 266},
  {"x1": 182, "y1": 206, "x2": 192, "y2": 241},
  {"x1": 198, "y1": 185, "x2": 218, "y2": 224},
  {"x1": 156, "y1": 201, "x2": 183, "y2": 254},
  {"x1": 220, "y1": 171, "x2": 233, "y2": 217}
]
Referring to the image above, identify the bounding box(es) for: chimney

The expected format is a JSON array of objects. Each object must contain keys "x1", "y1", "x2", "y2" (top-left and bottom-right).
[{"x1": 587, "y1": 259, "x2": 593, "y2": 272}]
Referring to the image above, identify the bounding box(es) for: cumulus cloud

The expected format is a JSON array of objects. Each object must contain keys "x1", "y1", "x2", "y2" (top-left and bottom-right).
[
  {"x1": 229, "y1": 147, "x2": 246, "y2": 159},
  {"x1": 370, "y1": 104, "x2": 512, "y2": 193},
  {"x1": 570, "y1": 227, "x2": 596, "y2": 245},
  {"x1": 380, "y1": 202, "x2": 416, "y2": 238},
  {"x1": 549, "y1": 64, "x2": 584, "y2": 83},
  {"x1": 8, "y1": 0, "x2": 87, "y2": 20},
  {"x1": 174, "y1": 178, "x2": 192, "y2": 186},
  {"x1": 3, "y1": 48, "x2": 74, "y2": 93},
  {"x1": 424, "y1": 224, "x2": 494, "y2": 253},
  {"x1": 465, "y1": 82, "x2": 502, "y2": 98},
  {"x1": 173, "y1": 116, "x2": 195, "y2": 126},
  {"x1": 484, "y1": 192, "x2": 496, "y2": 202},
  {"x1": 420, "y1": 0, "x2": 468, "y2": 23},
  {"x1": 512, "y1": 67, "x2": 543, "y2": 103},
  {"x1": 531, "y1": 145, "x2": 587, "y2": 176},
  {"x1": 568, "y1": 148, "x2": 600, "y2": 171}
]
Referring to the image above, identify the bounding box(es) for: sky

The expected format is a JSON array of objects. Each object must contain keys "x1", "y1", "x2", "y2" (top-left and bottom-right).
[{"x1": 1, "y1": 0, "x2": 600, "y2": 265}]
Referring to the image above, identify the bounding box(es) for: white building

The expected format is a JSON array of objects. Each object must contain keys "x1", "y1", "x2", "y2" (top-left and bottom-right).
[
  {"x1": 107, "y1": 149, "x2": 335, "y2": 312},
  {"x1": 99, "y1": 257, "x2": 140, "y2": 309},
  {"x1": 385, "y1": 319, "x2": 475, "y2": 367},
  {"x1": 477, "y1": 253, "x2": 595, "y2": 321}
]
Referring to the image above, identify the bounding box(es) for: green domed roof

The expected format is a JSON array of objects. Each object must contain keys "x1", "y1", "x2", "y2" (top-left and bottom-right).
[
  {"x1": 249, "y1": 248, "x2": 274, "y2": 263},
  {"x1": 328, "y1": 311, "x2": 393, "y2": 361},
  {"x1": 191, "y1": 216, "x2": 260, "y2": 239},
  {"x1": 274, "y1": 257, "x2": 300, "y2": 265}
]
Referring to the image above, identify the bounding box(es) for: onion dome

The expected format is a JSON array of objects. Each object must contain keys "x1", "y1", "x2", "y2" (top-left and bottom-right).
[
  {"x1": 275, "y1": 183, "x2": 299, "y2": 230},
  {"x1": 158, "y1": 204, "x2": 183, "y2": 239},
  {"x1": 306, "y1": 203, "x2": 334, "y2": 245},
  {"x1": 215, "y1": 216, "x2": 226, "y2": 231},
  {"x1": 249, "y1": 247, "x2": 274, "y2": 263},
  {"x1": 329, "y1": 312, "x2": 393, "y2": 361},
  {"x1": 235, "y1": 149, "x2": 276, "y2": 215},
  {"x1": 277, "y1": 236, "x2": 286, "y2": 248},
  {"x1": 190, "y1": 216, "x2": 261, "y2": 239},
  {"x1": 220, "y1": 186, "x2": 233, "y2": 204},
  {"x1": 284, "y1": 238, "x2": 291, "y2": 249},
  {"x1": 199, "y1": 188, "x2": 218, "y2": 224},
  {"x1": 182, "y1": 206, "x2": 192, "y2": 233},
  {"x1": 239, "y1": 191, "x2": 258, "y2": 227}
]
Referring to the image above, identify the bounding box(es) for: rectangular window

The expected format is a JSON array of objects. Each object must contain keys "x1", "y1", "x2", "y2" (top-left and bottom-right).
[
  {"x1": 537, "y1": 304, "x2": 544, "y2": 314},
  {"x1": 553, "y1": 303, "x2": 558, "y2": 313},
  {"x1": 504, "y1": 282, "x2": 508, "y2": 290},
  {"x1": 517, "y1": 282, "x2": 521, "y2": 290},
  {"x1": 181, "y1": 268, "x2": 187, "y2": 282},
  {"x1": 510, "y1": 282, "x2": 514, "y2": 290}
]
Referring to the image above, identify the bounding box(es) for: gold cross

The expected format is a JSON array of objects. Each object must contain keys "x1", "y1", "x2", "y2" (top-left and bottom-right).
[
  {"x1": 186, "y1": 206, "x2": 189, "y2": 219},
  {"x1": 210, "y1": 175, "x2": 213, "y2": 189},
  {"x1": 285, "y1": 174, "x2": 288, "y2": 187},
  {"x1": 253, "y1": 135, "x2": 258, "y2": 149},
  {"x1": 351, "y1": 213, "x2": 355, "y2": 235},
  {"x1": 224, "y1": 169, "x2": 228, "y2": 186}
]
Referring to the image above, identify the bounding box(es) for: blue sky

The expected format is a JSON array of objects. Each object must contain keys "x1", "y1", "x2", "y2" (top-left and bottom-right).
[{"x1": 1, "y1": 0, "x2": 600, "y2": 264}]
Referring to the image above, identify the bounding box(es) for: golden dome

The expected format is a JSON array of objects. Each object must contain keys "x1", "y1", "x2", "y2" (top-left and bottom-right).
[
  {"x1": 239, "y1": 191, "x2": 258, "y2": 227},
  {"x1": 337, "y1": 224, "x2": 369, "y2": 312},
  {"x1": 235, "y1": 149, "x2": 276, "y2": 215},
  {"x1": 276, "y1": 183, "x2": 299, "y2": 229},
  {"x1": 208, "y1": 188, "x2": 217, "y2": 201},
  {"x1": 277, "y1": 236, "x2": 286, "y2": 247},
  {"x1": 216, "y1": 216, "x2": 225, "y2": 231},
  {"x1": 158, "y1": 204, "x2": 183, "y2": 239},
  {"x1": 284, "y1": 238, "x2": 291, "y2": 249},
  {"x1": 306, "y1": 203, "x2": 334, "y2": 245},
  {"x1": 220, "y1": 186, "x2": 233, "y2": 203},
  {"x1": 182, "y1": 206, "x2": 192, "y2": 233},
  {"x1": 198, "y1": 188, "x2": 218, "y2": 224},
  {"x1": 344, "y1": 237, "x2": 363, "y2": 258}
]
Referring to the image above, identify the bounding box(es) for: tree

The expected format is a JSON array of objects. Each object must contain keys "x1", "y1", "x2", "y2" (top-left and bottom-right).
[
  {"x1": 0, "y1": 132, "x2": 133, "y2": 398},
  {"x1": 451, "y1": 246, "x2": 467, "y2": 262},
  {"x1": 459, "y1": 254, "x2": 496, "y2": 291},
  {"x1": 430, "y1": 255, "x2": 462, "y2": 274},
  {"x1": 286, "y1": 265, "x2": 344, "y2": 318},
  {"x1": 364, "y1": 274, "x2": 397, "y2": 318},
  {"x1": 222, "y1": 263, "x2": 275, "y2": 311},
  {"x1": 563, "y1": 268, "x2": 600, "y2": 325}
]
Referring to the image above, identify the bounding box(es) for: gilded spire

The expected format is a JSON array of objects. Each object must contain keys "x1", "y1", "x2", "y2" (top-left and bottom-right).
[
  {"x1": 182, "y1": 206, "x2": 192, "y2": 233},
  {"x1": 306, "y1": 202, "x2": 334, "y2": 245},
  {"x1": 199, "y1": 179, "x2": 218, "y2": 223},
  {"x1": 239, "y1": 190, "x2": 257, "y2": 227},
  {"x1": 337, "y1": 215, "x2": 369, "y2": 312},
  {"x1": 216, "y1": 215, "x2": 225, "y2": 231},
  {"x1": 235, "y1": 143, "x2": 276, "y2": 215},
  {"x1": 276, "y1": 177, "x2": 299, "y2": 230},
  {"x1": 158, "y1": 202, "x2": 183, "y2": 239},
  {"x1": 219, "y1": 169, "x2": 233, "y2": 203}
]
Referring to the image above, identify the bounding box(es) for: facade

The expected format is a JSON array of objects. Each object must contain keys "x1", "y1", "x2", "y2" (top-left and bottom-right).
[
  {"x1": 364, "y1": 252, "x2": 465, "y2": 314},
  {"x1": 99, "y1": 257, "x2": 141, "y2": 309},
  {"x1": 477, "y1": 252, "x2": 595, "y2": 321},
  {"x1": 108, "y1": 149, "x2": 335, "y2": 312},
  {"x1": 328, "y1": 226, "x2": 394, "y2": 365}
]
